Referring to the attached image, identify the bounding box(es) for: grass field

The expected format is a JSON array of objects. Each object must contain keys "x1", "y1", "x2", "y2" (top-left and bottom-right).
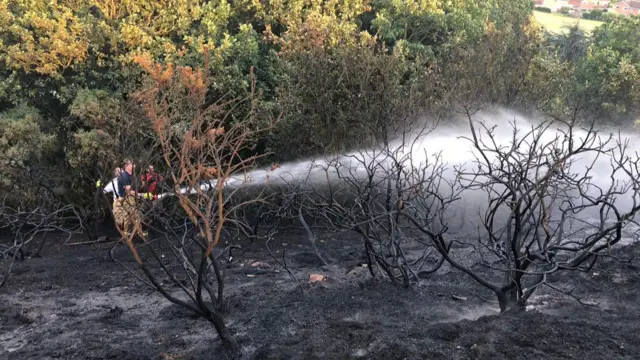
[{"x1": 533, "y1": 11, "x2": 604, "y2": 34}]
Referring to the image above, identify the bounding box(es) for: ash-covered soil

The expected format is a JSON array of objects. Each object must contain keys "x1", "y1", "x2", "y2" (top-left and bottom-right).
[{"x1": 1, "y1": 232, "x2": 639, "y2": 360}]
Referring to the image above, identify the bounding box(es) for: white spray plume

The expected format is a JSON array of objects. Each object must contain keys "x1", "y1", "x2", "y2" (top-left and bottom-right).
[{"x1": 161, "y1": 108, "x2": 640, "y2": 221}]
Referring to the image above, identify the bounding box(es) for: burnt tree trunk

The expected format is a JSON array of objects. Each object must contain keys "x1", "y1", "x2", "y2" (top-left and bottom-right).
[
  {"x1": 497, "y1": 285, "x2": 525, "y2": 313},
  {"x1": 209, "y1": 311, "x2": 238, "y2": 351}
]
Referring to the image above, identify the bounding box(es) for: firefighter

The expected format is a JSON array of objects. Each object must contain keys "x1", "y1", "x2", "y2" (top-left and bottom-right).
[
  {"x1": 112, "y1": 159, "x2": 146, "y2": 239},
  {"x1": 101, "y1": 167, "x2": 122, "y2": 202},
  {"x1": 140, "y1": 165, "x2": 163, "y2": 200}
]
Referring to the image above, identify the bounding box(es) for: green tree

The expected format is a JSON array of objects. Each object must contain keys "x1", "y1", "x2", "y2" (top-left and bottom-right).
[
  {"x1": 574, "y1": 17, "x2": 640, "y2": 119},
  {"x1": 0, "y1": 105, "x2": 58, "y2": 206},
  {"x1": 271, "y1": 42, "x2": 440, "y2": 159}
]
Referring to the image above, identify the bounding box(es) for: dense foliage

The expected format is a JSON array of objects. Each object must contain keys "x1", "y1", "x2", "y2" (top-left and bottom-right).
[{"x1": 0, "y1": 0, "x2": 638, "y2": 210}]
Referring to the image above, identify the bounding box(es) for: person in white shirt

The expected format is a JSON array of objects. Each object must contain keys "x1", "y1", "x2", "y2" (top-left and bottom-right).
[{"x1": 103, "y1": 167, "x2": 122, "y2": 202}]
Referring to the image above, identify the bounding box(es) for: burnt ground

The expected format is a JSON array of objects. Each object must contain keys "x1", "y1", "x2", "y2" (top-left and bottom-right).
[{"x1": 1, "y1": 231, "x2": 640, "y2": 360}]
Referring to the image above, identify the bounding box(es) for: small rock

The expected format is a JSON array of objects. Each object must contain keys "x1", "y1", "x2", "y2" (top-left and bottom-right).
[
  {"x1": 0, "y1": 307, "x2": 33, "y2": 326},
  {"x1": 101, "y1": 306, "x2": 123, "y2": 320},
  {"x1": 251, "y1": 261, "x2": 270, "y2": 268},
  {"x1": 612, "y1": 274, "x2": 627, "y2": 284},
  {"x1": 309, "y1": 274, "x2": 327, "y2": 283},
  {"x1": 451, "y1": 295, "x2": 467, "y2": 301},
  {"x1": 352, "y1": 349, "x2": 367, "y2": 357}
]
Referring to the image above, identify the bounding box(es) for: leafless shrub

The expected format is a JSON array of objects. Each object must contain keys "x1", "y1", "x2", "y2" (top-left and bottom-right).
[
  {"x1": 267, "y1": 120, "x2": 457, "y2": 285},
  {"x1": 270, "y1": 107, "x2": 640, "y2": 313},
  {"x1": 0, "y1": 196, "x2": 83, "y2": 288},
  {"x1": 406, "y1": 108, "x2": 640, "y2": 311}
]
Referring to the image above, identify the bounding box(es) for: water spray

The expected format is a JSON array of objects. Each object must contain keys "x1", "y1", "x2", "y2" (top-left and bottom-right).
[{"x1": 154, "y1": 108, "x2": 640, "y2": 223}]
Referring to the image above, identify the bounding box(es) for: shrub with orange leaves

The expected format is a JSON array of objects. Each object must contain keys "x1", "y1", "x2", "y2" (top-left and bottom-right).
[
  {"x1": 208, "y1": 127, "x2": 225, "y2": 136},
  {"x1": 189, "y1": 137, "x2": 202, "y2": 149},
  {"x1": 178, "y1": 67, "x2": 206, "y2": 95},
  {"x1": 152, "y1": 115, "x2": 169, "y2": 135},
  {"x1": 133, "y1": 53, "x2": 174, "y2": 85},
  {"x1": 205, "y1": 167, "x2": 218, "y2": 179},
  {"x1": 207, "y1": 127, "x2": 225, "y2": 142},
  {"x1": 127, "y1": 56, "x2": 282, "y2": 351}
]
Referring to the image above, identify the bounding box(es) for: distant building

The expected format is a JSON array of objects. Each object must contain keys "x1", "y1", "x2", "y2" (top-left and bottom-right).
[
  {"x1": 537, "y1": 0, "x2": 638, "y2": 16},
  {"x1": 611, "y1": 1, "x2": 640, "y2": 16},
  {"x1": 568, "y1": 0, "x2": 610, "y2": 11},
  {"x1": 563, "y1": 0, "x2": 616, "y2": 17},
  {"x1": 594, "y1": 0, "x2": 612, "y2": 6}
]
